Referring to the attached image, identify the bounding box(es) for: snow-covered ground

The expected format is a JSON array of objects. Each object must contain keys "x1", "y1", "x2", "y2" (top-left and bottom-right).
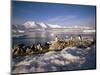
[{"x1": 12, "y1": 45, "x2": 96, "y2": 74}]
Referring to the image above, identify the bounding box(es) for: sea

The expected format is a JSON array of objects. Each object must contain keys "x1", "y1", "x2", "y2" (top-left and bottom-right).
[
  {"x1": 12, "y1": 31, "x2": 96, "y2": 73},
  {"x1": 12, "y1": 31, "x2": 95, "y2": 48}
]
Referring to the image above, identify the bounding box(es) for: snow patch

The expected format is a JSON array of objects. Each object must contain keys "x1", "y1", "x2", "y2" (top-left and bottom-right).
[
  {"x1": 12, "y1": 46, "x2": 95, "y2": 74},
  {"x1": 23, "y1": 21, "x2": 37, "y2": 28}
]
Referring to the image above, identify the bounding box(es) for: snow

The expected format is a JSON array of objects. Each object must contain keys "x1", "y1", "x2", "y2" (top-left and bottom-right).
[
  {"x1": 23, "y1": 21, "x2": 94, "y2": 30},
  {"x1": 48, "y1": 24, "x2": 62, "y2": 28},
  {"x1": 12, "y1": 45, "x2": 96, "y2": 74},
  {"x1": 18, "y1": 30, "x2": 25, "y2": 33},
  {"x1": 23, "y1": 21, "x2": 37, "y2": 28},
  {"x1": 23, "y1": 21, "x2": 63, "y2": 29},
  {"x1": 83, "y1": 30, "x2": 95, "y2": 33},
  {"x1": 38, "y1": 22, "x2": 47, "y2": 28}
]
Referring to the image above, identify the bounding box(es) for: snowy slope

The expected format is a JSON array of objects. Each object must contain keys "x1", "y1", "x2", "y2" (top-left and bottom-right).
[
  {"x1": 12, "y1": 45, "x2": 96, "y2": 73},
  {"x1": 23, "y1": 21, "x2": 63, "y2": 29}
]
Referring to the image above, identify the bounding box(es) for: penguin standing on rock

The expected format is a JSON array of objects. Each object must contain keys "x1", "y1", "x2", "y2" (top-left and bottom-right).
[{"x1": 55, "y1": 36, "x2": 59, "y2": 42}]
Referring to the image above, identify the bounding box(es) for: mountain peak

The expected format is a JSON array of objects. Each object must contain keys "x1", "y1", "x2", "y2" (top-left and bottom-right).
[
  {"x1": 23, "y1": 21, "x2": 37, "y2": 28},
  {"x1": 37, "y1": 22, "x2": 47, "y2": 28},
  {"x1": 23, "y1": 21, "x2": 63, "y2": 29}
]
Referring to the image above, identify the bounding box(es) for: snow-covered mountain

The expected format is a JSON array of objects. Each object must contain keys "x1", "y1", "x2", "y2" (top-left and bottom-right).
[
  {"x1": 23, "y1": 21, "x2": 63, "y2": 29},
  {"x1": 23, "y1": 21, "x2": 37, "y2": 29},
  {"x1": 12, "y1": 21, "x2": 95, "y2": 36},
  {"x1": 23, "y1": 21, "x2": 93, "y2": 29},
  {"x1": 38, "y1": 22, "x2": 48, "y2": 28},
  {"x1": 12, "y1": 24, "x2": 25, "y2": 34},
  {"x1": 12, "y1": 21, "x2": 63, "y2": 36},
  {"x1": 47, "y1": 24, "x2": 62, "y2": 28}
]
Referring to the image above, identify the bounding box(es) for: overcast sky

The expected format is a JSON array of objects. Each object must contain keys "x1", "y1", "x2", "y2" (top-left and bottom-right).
[{"x1": 12, "y1": 1, "x2": 96, "y2": 27}]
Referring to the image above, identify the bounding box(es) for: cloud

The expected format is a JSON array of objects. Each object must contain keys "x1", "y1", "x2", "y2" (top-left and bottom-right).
[
  {"x1": 47, "y1": 15, "x2": 77, "y2": 25},
  {"x1": 46, "y1": 15, "x2": 95, "y2": 28}
]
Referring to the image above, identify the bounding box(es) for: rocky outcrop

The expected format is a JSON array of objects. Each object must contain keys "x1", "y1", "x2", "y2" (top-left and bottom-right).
[
  {"x1": 12, "y1": 43, "x2": 50, "y2": 57},
  {"x1": 12, "y1": 39, "x2": 93, "y2": 57},
  {"x1": 49, "y1": 39, "x2": 81, "y2": 51}
]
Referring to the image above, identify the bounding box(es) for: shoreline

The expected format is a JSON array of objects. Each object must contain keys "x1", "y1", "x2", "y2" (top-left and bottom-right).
[{"x1": 12, "y1": 38, "x2": 95, "y2": 58}]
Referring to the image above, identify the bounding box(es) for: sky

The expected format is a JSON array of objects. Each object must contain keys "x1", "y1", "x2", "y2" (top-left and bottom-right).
[{"x1": 12, "y1": 1, "x2": 96, "y2": 27}]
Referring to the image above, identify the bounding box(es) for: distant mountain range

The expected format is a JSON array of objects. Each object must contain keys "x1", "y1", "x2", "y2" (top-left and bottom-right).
[
  {"x1": 12, "y1": 21, "x2": 95, "y2": 36},
  {"x1": 23, "y1": 21, "x2": 63, "y2": 29},
  {"x1": 12, "y1": 21, "x2": 65, "y2": 34}
]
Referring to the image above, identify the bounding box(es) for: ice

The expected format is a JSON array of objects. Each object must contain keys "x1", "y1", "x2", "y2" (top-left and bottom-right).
[{"x1": 12, "y1": 45, "x2": 96, "y2": 74}]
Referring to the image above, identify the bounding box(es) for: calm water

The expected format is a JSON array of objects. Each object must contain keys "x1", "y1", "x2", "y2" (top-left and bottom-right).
[
  {"x1": 12, "y1": 31, "x2": 96, "y2": 73},
  {"x1": 12, "y1": 31, "x2": 95, "y2": 48}
]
